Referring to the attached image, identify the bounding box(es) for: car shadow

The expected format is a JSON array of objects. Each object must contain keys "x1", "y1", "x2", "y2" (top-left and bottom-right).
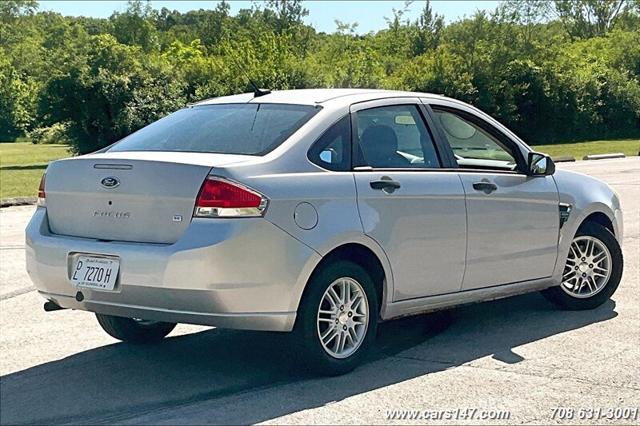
[{"x1": 0, "y1": 293, "x2": 617, "y2": 425}]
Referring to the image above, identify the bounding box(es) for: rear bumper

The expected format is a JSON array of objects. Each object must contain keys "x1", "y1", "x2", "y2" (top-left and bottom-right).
[{"x1": 26, "y1": 207, "x2": 321, "y2": 332}]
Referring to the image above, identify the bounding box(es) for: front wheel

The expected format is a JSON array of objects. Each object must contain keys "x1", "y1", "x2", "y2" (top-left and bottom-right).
[
  {"x1": 96, "y1": 313, "x2": 176, "y2": 343},
  {"x1": 542, "y1": 222, "x2": 623, "y2": 310},
  {"x1": 294, "y1": 260, "x2": 378, "y2": 376}
]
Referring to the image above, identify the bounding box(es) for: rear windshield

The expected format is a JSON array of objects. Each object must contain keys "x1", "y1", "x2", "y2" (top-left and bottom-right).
[{"x1": 109, "y1": 103, "x2": 320, "y2": 155}]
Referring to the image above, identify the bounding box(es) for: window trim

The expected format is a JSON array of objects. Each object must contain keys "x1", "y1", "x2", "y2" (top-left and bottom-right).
[
  {"x1": 420, "y1": 104, "x2": 459, "y2": 168},
  {"x1": 348, "y1": 101, "x2": 446, "y2": 172},
  {"x1": 427, "y1": 104, "x2": 529, "y2": 174}
]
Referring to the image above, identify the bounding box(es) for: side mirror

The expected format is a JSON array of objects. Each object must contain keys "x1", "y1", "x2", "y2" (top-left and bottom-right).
[{"x1": 527, "y1": 152, "x2": 555, "y2": 176}]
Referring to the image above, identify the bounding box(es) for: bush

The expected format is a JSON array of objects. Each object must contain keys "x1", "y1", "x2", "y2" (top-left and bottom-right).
[
  {"x1": 28, "y1": 122, "x2": 70, "y2": 145},
  {"x1": 39, "y1": 35, "x2": 187, "y2": 154},
  {"x1": 3, "y1": 1, "x2": 639, "y2": 149}
]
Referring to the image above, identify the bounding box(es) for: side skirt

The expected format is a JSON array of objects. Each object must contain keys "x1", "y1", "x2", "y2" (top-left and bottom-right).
[{"x1": 382, "y1": 277, "x2": 558, "y2": 321}]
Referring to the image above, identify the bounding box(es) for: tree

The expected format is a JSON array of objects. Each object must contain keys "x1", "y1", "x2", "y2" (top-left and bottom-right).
[
  {"x1": 266, "y1": 0, "x2": 308, "y2": 34},
  {"x1": 0, "y1": 54, "x2": 38, "y2": 140},
  {"x1": 412, "y1": 0, "x2": 444, "y2": 55},
  {"x1": 309, "y1": 21, "x2": 385, "y2": 88},
  {"x1": 155, "y1": 2, "x2": 230, "y2": 48},
  {"x1": 498, "y1": 0, "x2": 551, "y2": 48},
  {"x1": 0, "y1": 0, "x2": 37, "y2": 22},
  {"x1": 110, "y1": 0, "x2": 158, "y2": 51},
  {"x1": 553, "y1": 0, "x2": 630, "y2": 39},
  {"x1": 40, "y1": 35, "x2": 185, "y2": 153},
  {"x1": 2, "y1": 0, "x2": 639, "y2": 147}
]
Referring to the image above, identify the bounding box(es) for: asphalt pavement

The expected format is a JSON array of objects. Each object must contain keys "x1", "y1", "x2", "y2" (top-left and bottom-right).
[{"x1": 0, "y1": 158, "x2": 638, "y2": 425}]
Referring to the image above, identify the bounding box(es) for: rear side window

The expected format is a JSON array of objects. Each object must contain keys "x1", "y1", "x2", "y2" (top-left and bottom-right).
[
  {"x1": 308, "y1": 115, "x2": 351, "y2": 171},
  {"x1": 109, "y1": 104, "x2": 320, "y2": 155}
]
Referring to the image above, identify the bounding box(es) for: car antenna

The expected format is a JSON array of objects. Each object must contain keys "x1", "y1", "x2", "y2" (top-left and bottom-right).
[
  {"x1": 248, "y1": 78, "x2": 271, "y2": 98},
  {"x1": 222, "y1": 43, "x2": 271, "y2": 98}
]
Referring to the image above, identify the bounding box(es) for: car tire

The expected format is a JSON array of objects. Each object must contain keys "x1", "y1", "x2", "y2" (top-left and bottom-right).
[
  {"x1": 95, "y1": 313, "x2": 176, "y2": 343},
  {"x1": 294, "y1": 260, "x2": 379, "y2": 376},
  {"x1": 542, "y1": 222, "x2": 623, "y2": 310}
]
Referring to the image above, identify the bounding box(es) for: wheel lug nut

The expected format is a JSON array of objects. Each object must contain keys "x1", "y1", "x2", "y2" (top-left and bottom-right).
[
  {"x1": 582, "y1": 257, "x2": 586, "y2": 261},
  {"x1": 343, "y1": 325, "x2": 347, "y2": 331},
  {"x1": 340, "y1": 306, "x2": 344, "y2": 311},
  {"x1": 574, "y1": 266, "x2": 578, "y2": 270},
  {"x1": 348, "y1": 312, "x2": 353, "y2": 317},
  {"x1": 589, "y1": 264, "x2": 593, "y2": 268},
  {"x1": 582, "y1": 273, "x2": 586, "y2": 277}
]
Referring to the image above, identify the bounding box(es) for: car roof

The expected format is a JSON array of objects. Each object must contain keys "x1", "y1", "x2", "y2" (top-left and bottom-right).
[{"x1": 194, "y1": 88, "x2": 448, "y2": 108}]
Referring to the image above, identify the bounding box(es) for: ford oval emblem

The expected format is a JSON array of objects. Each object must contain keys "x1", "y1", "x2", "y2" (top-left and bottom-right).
[{"x1": 100, "y1": 176, "x2": 120, "y2": 189}]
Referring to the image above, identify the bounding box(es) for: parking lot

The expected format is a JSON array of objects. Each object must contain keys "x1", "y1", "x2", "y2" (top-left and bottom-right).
[{"x1": 1, "y1": 158, "x2": 638, "y2": 425}]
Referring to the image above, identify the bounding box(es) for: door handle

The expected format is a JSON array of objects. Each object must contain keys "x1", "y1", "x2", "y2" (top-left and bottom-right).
[
  {"x1": 370, "y1": 177, "x2": 401, "y2": 192},
  {"x1": 472, "y1": 181, "x2": 498, "y2": 194}
]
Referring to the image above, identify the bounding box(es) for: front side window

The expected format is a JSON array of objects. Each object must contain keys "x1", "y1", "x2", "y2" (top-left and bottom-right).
[
  {"x1": 354, "y1": 104, "x2": 440, "y2": 169},
  {"x1": 432, "y1": 108, "x2": 518, "y2": 171},
  {"x1": 110, "y1": 103, "x2": 320, "y2": 155}
]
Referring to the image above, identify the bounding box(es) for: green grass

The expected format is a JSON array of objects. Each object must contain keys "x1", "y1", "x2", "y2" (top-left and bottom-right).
[
  {"x1": 0, "y1": 143, "x2": 71, "y2": 200},
  {"x1": 533, "y1": 139, "x2": 640, "y2": 159}
]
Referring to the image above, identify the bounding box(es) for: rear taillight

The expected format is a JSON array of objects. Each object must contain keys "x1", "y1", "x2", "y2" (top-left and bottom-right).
[
  {"x1": 37, "y1": 173, "x2": 46, "y2": 207},
  {"x1": 194, "y1": 176, "x2": 268, "y2": 218}
]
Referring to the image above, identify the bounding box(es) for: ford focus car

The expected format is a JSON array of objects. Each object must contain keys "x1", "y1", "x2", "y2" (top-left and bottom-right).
[{"x1": 26, "y1": 89, "x2": 624, "y2": 375}]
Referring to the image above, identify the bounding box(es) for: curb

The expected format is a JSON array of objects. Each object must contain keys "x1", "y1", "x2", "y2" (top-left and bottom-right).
[
  {"x1": 583, "y1": 153, "x2": 626, "y2": 161},
  {"x1": 1, "y1": 197, "x2": 36, "y2": 208},
  {"x1": 552, "y1": 155, "x2": 576, "y2": 163}
]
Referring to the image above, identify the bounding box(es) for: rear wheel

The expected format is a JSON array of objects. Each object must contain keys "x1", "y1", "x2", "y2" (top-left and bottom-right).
[
  {"x1": 95, "y1": 313, "x2": 176, "y2": 343},
  {"x1": 295, "y1": 260, "x2": 378, "y2": 376},
  {"x1": 543, "y1": 222, "x2": 623, "y2": 310}
]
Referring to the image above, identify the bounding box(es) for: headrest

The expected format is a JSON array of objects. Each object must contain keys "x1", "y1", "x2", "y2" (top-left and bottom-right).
[{"x1": 361, "y1": 125, "x2": 398, "y2": 154}]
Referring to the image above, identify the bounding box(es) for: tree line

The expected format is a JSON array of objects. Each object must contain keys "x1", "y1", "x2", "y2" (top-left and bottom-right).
[{"x1": 1, "y1": 0, "x2": 639, "y2": 154}]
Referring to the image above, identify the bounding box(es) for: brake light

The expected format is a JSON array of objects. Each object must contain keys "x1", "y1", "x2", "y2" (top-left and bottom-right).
[
  {"x1": 194, "y1": 177, "x2": 268, "y2": 218},
  {"x1": 37, "y1": 173, "x2": 46, "y2": 207}
]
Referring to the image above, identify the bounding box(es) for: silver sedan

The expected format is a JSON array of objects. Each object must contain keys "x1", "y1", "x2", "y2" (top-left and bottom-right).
[{"x1": 26, "y1": 89, "x2": 624, "y2": 375}]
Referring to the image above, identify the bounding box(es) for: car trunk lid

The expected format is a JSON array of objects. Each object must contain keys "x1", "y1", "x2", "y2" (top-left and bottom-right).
[{"x1": 44, "y1": 151, "x2": 254, "y2": 244}]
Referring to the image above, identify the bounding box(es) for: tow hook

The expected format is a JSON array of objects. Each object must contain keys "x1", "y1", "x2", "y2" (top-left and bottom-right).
[{"x1": 43, "y1": 301, "x2": 66, "y2": 312}]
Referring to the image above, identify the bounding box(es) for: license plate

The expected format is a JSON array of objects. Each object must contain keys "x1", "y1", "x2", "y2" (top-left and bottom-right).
[{"x1": 70, "y1": 255, "x2": 119, "y2": 290}]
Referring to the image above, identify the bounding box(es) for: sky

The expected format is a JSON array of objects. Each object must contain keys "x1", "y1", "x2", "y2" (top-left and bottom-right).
[{"x1": 38, "y1": 1, "x2": 501, "y2": 34}]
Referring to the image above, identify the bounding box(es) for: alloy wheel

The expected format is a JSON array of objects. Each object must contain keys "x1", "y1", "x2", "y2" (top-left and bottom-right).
[
  {"x1": 316, "y1": 277, "x2": 369, "y2": 359},
  {"x1": 562, "y1": 236, "x2": 612, "y2": 298}
]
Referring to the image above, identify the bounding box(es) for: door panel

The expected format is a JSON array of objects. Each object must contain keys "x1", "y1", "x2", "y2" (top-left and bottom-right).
[
  {"x1": 459, "y1": 172, "x2": 559, "y2": 290},
  {"x1": 355, "y1": 172, "x2": 467, "y2": 300},
  {"x1": 426, "y1": 104, "x2": 560, "y2": 290},
  {"x1": 350, "y1": 99, "x2": 467, "y2": 301}
]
